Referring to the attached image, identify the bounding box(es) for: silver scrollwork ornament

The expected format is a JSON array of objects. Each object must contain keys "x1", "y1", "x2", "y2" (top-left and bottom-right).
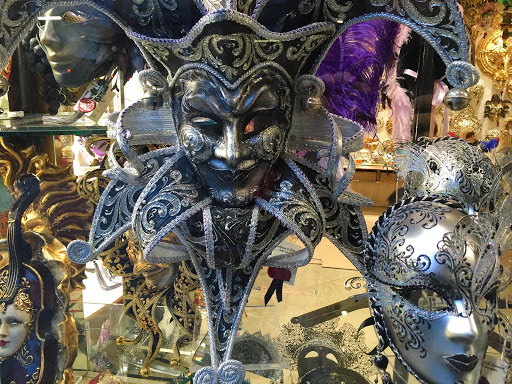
[
  {"x1": 297, "y1": 75, "x2": 325, "y2": 114},
  {"x1": 195, "y1": 367, "x2": 217, "y2": 384},
  {"x1": 444, "y1": 88, "x2": 471, "y2": 111},
  {"x1": 445, "y1": 61, "x2": 480, "y2": 89},
  {"x1": 143, "y1": 92, "x2": 164, "y2": 110},
  {"x1": 66, "y1": 240, "x2": 92, "y2": 265},
  {"x1": 194, "y1": 360, "x2": 245, "y2": 384},
  {"x1": 139, "y1": 69, "x2": 168, "y2": 111},
  {"x1": 217, "y1": 360, "x2": 245, "y2": 384}
]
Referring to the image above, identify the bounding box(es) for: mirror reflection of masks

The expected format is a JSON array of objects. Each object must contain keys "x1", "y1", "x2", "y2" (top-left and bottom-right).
[
  {"x1": 172, "y1": 68, "x2": 292, "y2": 207},
  {"x1": 39, "y1": 6, "x2": 126, "y2": 88},
  {"x1": 365, "y1": 198, "x2": 500, "y2": 384}
]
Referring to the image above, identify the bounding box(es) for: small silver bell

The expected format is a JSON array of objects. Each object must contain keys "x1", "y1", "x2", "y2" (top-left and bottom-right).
[
  {"x1": 143, "y1": 92, "x2": 164, "y2": 110},
  {"x1": 301, "y1": 95, "x2": 323, "y2": 114},
  {"x1": 443, "y1": 88, "x2": 470, "y2": 111},
  {"x1": 0, "y1": 75, "x2": 9, "y2": 97}
]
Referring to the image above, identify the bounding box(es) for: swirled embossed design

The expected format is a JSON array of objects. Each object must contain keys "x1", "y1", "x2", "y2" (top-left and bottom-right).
[
  {"x1": 209, "y1": 207, "x2": 254, "y2": 267},
  {"x1": 92, "y1": 179, "x2": 144, "y2": 248},
  {"x1": 268, "y1": 179, "x2": 322, "y2": 245},
  {"x1": 323, "y1": 0, "x2": 353, "y2": 22},
  {"x1": 237, "y1": 0, "x2": 258, "y2": 14},
  {"x1": 286, "y1": 155, "x2": 366, "y2": 266},
  {"x1": 370, "y1": 0, "x2": 447, "y2": 24},
  {"x1": 247, "y1": 125, "x2": 284, "y2": 161},
  {"x1": 103, "y1": 161, "x2": 163, "y2": 228},
  {"x1": 373, "y1": 202, "x2": 451, "y2": 281},
  {"x1": 195, "y1": 366, "x2": 217, "y2": 384},
  {"x1": 218, "y1": 360, "x2": 245, "y2": 384},
  {"x1": 131, "y1": 0, "x2": 178, "y2": 35},
  {"x1": 345, "y1": 276, "x2": 366, "y2": 290},
  {"x1": 134, "y1": 156, "x2": 203, "y2": 252},
  {"x1": 179, "y1": 125, "x2": 213, "y2": 162},
  {"x1": 174, "y1": 34, "x2": 284, "y2": 81}
]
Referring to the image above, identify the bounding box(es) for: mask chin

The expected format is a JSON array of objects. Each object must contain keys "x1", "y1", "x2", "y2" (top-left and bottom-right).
[{"x1": 207, "y1": 184, "x2": 261, "y2": 207}]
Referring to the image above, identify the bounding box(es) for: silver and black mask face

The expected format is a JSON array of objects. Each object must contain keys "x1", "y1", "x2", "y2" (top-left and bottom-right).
[
  {"x1": 366, "y1": 199, "x2": 499, "y2": 384},
  {"x1": 172, "y1": 68, "x2": 293, "y2": 207}
]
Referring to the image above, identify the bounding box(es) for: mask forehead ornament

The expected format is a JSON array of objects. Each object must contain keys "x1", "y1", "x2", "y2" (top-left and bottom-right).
[
  {"x1": 386, "y1": 137, "x2": 498, "y2": 214},
  {"x1": 0, "y1": 1, "x2": 475, "y2": 381},
  {"x1": 0, "y1": 273, "x2": 33, "y2": 315}
]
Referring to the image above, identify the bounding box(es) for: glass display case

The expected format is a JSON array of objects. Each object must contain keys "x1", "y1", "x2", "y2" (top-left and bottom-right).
[{"x1": 0, "y1": 1, "x2": 510, "y2": 384}]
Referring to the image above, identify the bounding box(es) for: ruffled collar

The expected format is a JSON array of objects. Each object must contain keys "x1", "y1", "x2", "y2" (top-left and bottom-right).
[{"x1": 69, "y1": 147, "x2": 326, "y2": 269}]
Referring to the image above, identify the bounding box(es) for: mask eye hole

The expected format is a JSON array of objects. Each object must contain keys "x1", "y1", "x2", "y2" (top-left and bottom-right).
[
  {"x1": 244, "y1": 119, "x2": 255, "y2": 135},
  {"x1": 478, "y1": 298, "x2": 489, "y2": 312},
  {"x1": 428, "y1": 160, "x2": 439, "y2": 174},
  {"x1": 478, "y1": 291, "x2": 497, "y2": 312},
  {"x1": 243, "y1": 111, "x2": 275, "y2": 138},
  {"x1": 402, "y1": 288, "x2": 450, "y2": 311},
  {"x1": 62, "y1": 11, "x2": 89, "y2": 23},
  {"x1": 191, "y1": 116, "x2": 222, "y2": 136}
]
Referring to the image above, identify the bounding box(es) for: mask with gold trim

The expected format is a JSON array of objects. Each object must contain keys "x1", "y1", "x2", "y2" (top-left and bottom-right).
[
  {"x1": 0, "y1": 140, "x2": 98, "y2": 384},
  {"x1": 0, "y1": 174, "x2": 77, "y2": 384}
]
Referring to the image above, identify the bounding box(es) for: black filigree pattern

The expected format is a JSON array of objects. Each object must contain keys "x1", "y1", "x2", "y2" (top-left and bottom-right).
[
  {"x1": 393, "y1": 137, "x2": 497, "y2": 214},
  {"x1": 371, "y1": 201, "x2": 452, "y2": 282},
  {"x1": 387, "y1": 305, "x2": 430, "y2": 358}
]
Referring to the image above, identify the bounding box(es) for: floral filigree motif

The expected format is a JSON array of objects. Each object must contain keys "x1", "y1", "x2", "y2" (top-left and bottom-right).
[
  {"x1": 388, "y1": 305, "x2": 429, "y2": 358},
  {"x1": 391, "y1": 138, "x2": 497, "y2": 214},
  {"x1": 0, "y1": 272, "x2": 32, "y2": 313},
  {"x1": 131, "y1": 0, "x2": 178, "y2": 36},
  {"x1": 323, "y1": 0, "x2": 353, "y2": 22},
  {"x1": 174, "y1": 34, "x2": 284, "y2": 81},
  {"x1": 373, "y1": 202, "x2": 451, "y2": 280}
]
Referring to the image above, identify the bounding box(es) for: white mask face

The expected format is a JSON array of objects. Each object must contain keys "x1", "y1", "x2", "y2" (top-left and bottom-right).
[{"x1": 0, "y1": 304, "x2": 31, "y2": 359}]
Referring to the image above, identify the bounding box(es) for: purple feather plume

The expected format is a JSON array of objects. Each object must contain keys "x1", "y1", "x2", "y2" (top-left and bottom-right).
[{"x1": 317, "y1": 20, "x2": 399, "y2": 133}]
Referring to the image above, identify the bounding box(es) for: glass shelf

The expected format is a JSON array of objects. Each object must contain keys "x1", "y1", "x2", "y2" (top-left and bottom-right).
[{"x1": 0, "y1": 114, "x2": 107, "y2": 136}]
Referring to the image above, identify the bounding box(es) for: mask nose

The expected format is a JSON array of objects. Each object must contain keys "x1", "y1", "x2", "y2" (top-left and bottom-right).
[
  {"x1": 213, "y1": 123, "x2": 251, "y2": 168},
  {"x1": 0, "y1": 321, "x2": 8, "y2": 338},
  {"x1": 39, "y1": 20, "x2": 63, "y2": 53},
  {"x1": 445, "y1": 301, "x2": 480, "y2": 344}
]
